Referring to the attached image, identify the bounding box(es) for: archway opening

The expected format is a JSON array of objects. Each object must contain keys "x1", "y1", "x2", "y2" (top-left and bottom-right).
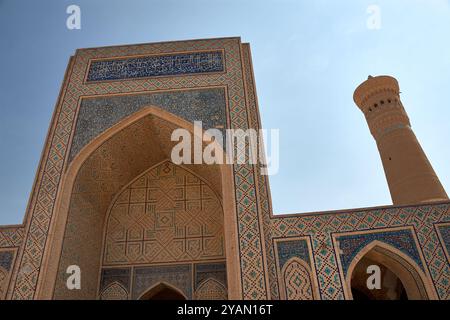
[
  {"x1": 42, "y1": 107, "x2": 238, "y2": 300},
  {"x1": 347, "y1": 244, "x2": 430, "y2": 300},
  {"x1": 140, "y1": 283, "x2": 186, "y2": 300},
  {"x1": 350, "y1": 256, "x2": 407, "y2": 300}
]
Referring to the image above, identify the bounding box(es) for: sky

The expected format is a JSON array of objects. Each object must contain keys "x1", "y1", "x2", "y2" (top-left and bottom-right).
[{"x1": 0, "y1": 0, "x2": 449, "y2": 225}]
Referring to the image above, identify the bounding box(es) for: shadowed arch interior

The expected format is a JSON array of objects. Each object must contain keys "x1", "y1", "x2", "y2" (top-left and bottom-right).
[
  {"x1": 346, "y1": 241, "x2": 433, "y2": 300},
  {"x1": 37, "y1": 107, "x2": 238, "y2": 299},
  {"x1": 139, "y1": 282, "x2": 187, "y2": 300}
]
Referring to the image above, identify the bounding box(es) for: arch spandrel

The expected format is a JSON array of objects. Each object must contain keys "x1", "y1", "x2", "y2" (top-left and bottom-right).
[
  {"x1": 99, "y1": 281, "x2": 128, "y2": 300},
  {"x1": 195, "y1": 278, "x2": 227, "y2": 300}
]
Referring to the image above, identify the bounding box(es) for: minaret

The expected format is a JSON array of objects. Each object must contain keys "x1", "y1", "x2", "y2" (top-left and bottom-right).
[{"x1": 353, "y1": 75, "x2": 448, "y2": 205}]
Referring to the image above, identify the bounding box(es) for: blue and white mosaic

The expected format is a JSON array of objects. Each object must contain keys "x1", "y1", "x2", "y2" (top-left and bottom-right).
[
  {"x1": 87, "y1": 51, "x2": 224, "y2": 82},
  {"x1": 276, "y1": 239, "x2": 311, "y2": 269},
  {"x1": 336, "y1": 229, "x2": 424, "y2": 277},
  {"x1": 437, "y1": 224, "x2": 450, "y2": 260},
  {"x1": 69, "y1": 88, "x2": 227, "y2": 161}
]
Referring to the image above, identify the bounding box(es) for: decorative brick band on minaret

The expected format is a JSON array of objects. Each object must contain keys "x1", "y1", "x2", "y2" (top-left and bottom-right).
[{"x1": 354, "y1": 75, "x2": 448, "y2": 205}]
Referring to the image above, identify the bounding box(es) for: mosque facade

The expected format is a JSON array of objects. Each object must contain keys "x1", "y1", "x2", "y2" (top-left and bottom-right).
[{"x1": 0, "y1": 37, "x2": 449, "y2": 300}]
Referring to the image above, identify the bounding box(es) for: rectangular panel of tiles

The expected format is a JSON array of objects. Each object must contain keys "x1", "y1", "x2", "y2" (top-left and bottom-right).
[
  {"x1": 87, "y1": 51, "x2": 224, "y2": 82},
  {"x1": 132, "y1": 264, "x2": 192, "y2": 299},
  {"x1": 276, "y1": 239, "x2": 311, "y2": 269},
  {"x1": 100, "y1": 268, "x2": 131, "y2": 292},
  {"x1": 194, "y1": 262, "x2": 227, "y2": 290},
  {"x1": 69, "y1": 88, "x2": 226, "y2": 161}
]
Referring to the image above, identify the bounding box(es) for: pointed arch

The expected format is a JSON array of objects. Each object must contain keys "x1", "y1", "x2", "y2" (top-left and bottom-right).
[
  {"x1": 280, "y1": 257, "x2": 317, "y2": 300},
  {"x1": 99, "y1": 281, "x2": 128, "y2": 300},
  {"x1": 36, "y1": 106, "x2": 240, "y2": 299},
  {"x1": 195, "y1": 278, "x2": 227, "y2": 300},
  {"x1": 101, "y1": 159, "x2": 225, "y2": 265},
  {"x1": 344, "y1": 240, "x2": 437, "y2": 300},
  {"x1": 139, "y1": 282, "x2": 188, "y2": 300}
]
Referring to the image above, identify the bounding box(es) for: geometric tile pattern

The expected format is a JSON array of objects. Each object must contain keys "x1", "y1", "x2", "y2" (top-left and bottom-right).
[
  {"x1": 270, "y1": 204, "x2": 450, "y2": 300},
  {"x1": 236, "y1": 44, "x2": 270, "y2": 299},
  {"x1": 0, "y1": 267, "x2": 8, "y2": 300},
  {"x1": 0, "y1": 228, "x2": 24, "y2": 248},
  {"x1": 336, "y1": 229, "x2": 424, "y2": 277},
  {"x1": 99, "y1": 261, "x2": 227, "y2": 300},
  {"x1": 194, "y1": 262, "x2": 227, "y2": 291},
  {"x1": 99, "y1": 282, "x2": 128, "y2": 300},
  {"x1": 99, "y1": 268, "x2": 131, "y2": 293},
  {"x1": 87, "y1": 51, "x2": 224, "y2": 82},
  {"x1": 282, "y1": 259, "x2": 314, "y2": 300},
  {"x1": 132, "y1": 264, "x2": 192, "y2": 299},
  {"x1": 103, "y1": 161, "x2": 224, "y2": 265},
  {"x1": 195, "y1": 278, "x2": 227, "y2": 300},
  {"x1": 51, "y1": 115, "x2": 186, "y2": 298}
]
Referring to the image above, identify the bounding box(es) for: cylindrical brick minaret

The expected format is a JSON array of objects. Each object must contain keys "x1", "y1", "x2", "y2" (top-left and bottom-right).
[{"x1": 353, "y1": 75, "x2": 448, "y2": 205}]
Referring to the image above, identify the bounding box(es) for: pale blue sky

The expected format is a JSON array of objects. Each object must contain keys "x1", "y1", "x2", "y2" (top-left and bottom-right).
[{"x1": 0, "y1": 0, "x2": 449, "y2": 224}]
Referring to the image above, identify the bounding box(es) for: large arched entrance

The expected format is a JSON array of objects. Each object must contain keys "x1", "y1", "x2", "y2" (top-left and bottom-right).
[
  {"x1": 346, "y1": 241, "x2": 435, "y2": 300},
  {"x1": 36, "y1": 107, "x2": 240, "y2": 300}
]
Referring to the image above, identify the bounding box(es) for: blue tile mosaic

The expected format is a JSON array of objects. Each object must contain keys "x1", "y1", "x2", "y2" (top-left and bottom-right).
[
  {"x1": 276, "y1": 239, "x2": 310, "y2": 269},
  {"x1": 437, "y1": 225, "x2": 450, "y2": 258},
  {"x1": 194, "y1": 262, "x2": 227, "y2": 290},
  {"x1": 69, "y1": 88, "x2": 227, "y2": 162},
  {"x1": 87, "y1": 51, "x2": 224, "y2": 82},
  {"x1": 132, "y1": 264, "x2": 192, "y2": 299},
  {"x1": 336, "y1": 229, "x2": 424, "y2": 277},
  {"x1": 100, "y1": 267, "x2": 131, "y2": 292},
  {"x1": 0, "y1": 251, "x2": 14, "y2": 271}
]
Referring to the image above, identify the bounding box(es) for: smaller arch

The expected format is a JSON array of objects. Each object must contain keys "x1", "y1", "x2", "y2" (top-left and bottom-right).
[
  {"x1": 195, "y1": 278, "x2": 227, "y2": 300},
  {"x1": 99, "y1": 281, "x2": 128, "y2": 300},
  {"x1": 139, "y1": 282, "x2": 188, "y2": 300},
  {"x1": 345, "y1": 240, "x2": 437, "y2": 300},
  {"x1": 280, "y1": 257, "x2": 317, "y2": 300}
]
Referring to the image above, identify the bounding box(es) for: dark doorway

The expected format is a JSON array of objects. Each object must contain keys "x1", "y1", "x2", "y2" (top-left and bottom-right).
[{"x1": 140, "y1": 283, "x2": 186, "y2": 300}]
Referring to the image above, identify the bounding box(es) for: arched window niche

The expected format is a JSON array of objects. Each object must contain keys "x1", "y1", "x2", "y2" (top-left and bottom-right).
[{"x1": 345, "y1": 240, "x2": 436, "y2": 300}]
